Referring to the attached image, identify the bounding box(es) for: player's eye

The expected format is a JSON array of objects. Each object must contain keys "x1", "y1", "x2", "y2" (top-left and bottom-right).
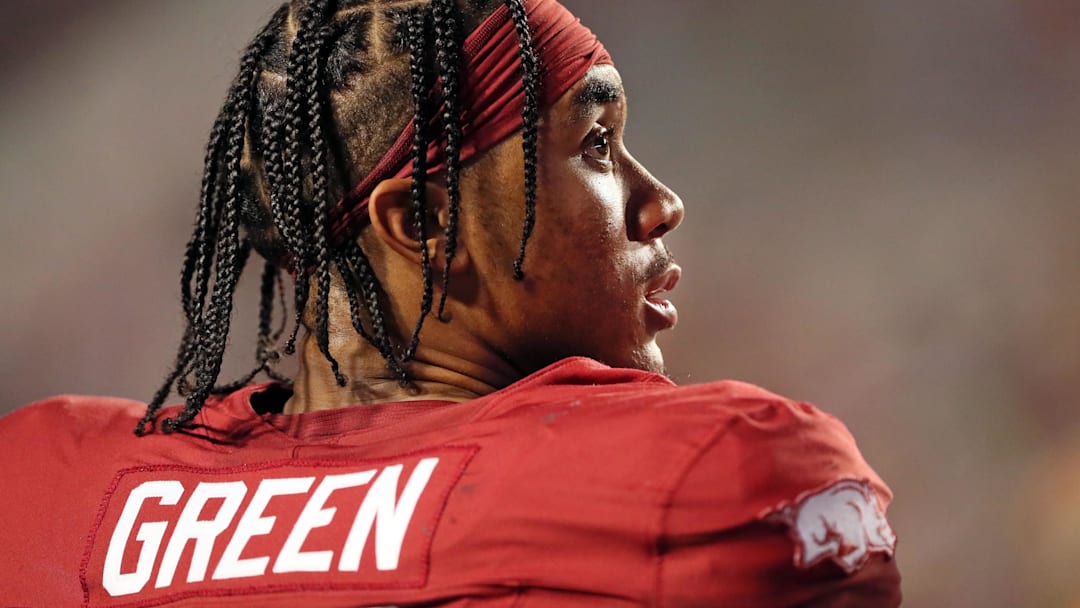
[{"x1": 583, "y1": 126, "x2": 613, "y2": 165}]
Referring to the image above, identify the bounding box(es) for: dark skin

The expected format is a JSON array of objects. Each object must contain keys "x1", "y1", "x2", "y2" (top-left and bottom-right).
[{"x1": 285, "y1": 64, "x2": 684, "y2": 414}]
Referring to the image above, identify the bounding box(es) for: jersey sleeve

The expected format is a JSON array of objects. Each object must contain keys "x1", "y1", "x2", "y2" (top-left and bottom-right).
[{"x1": 658, "y1": 388, "x2": 901, "y2": 607}]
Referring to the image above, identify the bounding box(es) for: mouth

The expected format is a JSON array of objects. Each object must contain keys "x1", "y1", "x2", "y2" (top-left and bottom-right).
[{"x1": 643, "y1": 264, "x2": 681, "y2": 330}]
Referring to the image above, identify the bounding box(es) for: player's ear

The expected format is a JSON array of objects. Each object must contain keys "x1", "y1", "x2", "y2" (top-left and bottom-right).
[{"x1": 367, "y1": 177, "x2": 469, "y2": 272}]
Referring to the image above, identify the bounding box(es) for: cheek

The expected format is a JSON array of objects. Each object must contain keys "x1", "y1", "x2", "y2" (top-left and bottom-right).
[
  {"x1": 529, "y1": 152, "x2": 633, "y2": 289},
  {"x1": 569, "y1": 194, "x2": 628, "y2": 279},
  {"x1": 554, "y1": 220, "x2": 635, "y2": 314},
  {"x1": 540, "y1": 168, "x2": 625, "y2": 245},
  {"x1": 533, "y1": 209, "x2": 623, "y2": 294}
]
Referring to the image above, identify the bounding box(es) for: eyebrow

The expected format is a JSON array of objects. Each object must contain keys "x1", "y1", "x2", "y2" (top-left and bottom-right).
[{"x1": 571, "y1": 77, "x2": 625, "y2": 113}]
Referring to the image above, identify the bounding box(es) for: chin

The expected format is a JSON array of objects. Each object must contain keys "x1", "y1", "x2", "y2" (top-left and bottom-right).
[
  {"x1": 603, "y1": 342, "x2": 666, "y2": 375},
  {"x1": 637, "y1": 352, "x2": 667, "y2": 376}
]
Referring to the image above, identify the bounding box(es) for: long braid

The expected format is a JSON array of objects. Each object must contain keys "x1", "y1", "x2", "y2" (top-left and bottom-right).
[
  {"x1": 341, "y1": 255, "x2": 375, "y2": 343},
  {"x1": 136, "y1": 10, "x2": 284, "y2": 435},
  {"x1": 403, "y1": 7, "x2": 436, "y2": 361},
  {"x1": 263, "y1": 105, "x2": 304, "y2": 258},
  {"x1": 302, "y1": 4, "x2": 350, "y2": 387},
  {"x1": 504, "y1": 0, "x2": 541, "y2": 280},
  {"x1": 431, "y1": 0, "x2": 465, "y2": 321},
  {"x1": 180, "y1": 38, "x2": 272, "y2": 321},
  {"x1": 280, "y1": 0, "x2": 330, "y2": 356},
  {"x1": 170, "y1": 13, "x2": 282, "y2": 406},
  {"x1": 182, "y1": 116, "x2": 227, "y2": 319},
  {"x1": 211, "y1": 258, "x2": 284, "y2": 394},
  {"x1": 263, "y1": 264, "x2": 293, "y2": 384},
  {"x1": 252, "y1": 257, "x2": 284, "y2": 376},
  {"x1": 170, "y1": 79, "x2": 240, "y2": 397},
  {"x1": 342, "y1": 241, "x2": 407, "y2": 380},
  {"x1": 162, "y1": 97, "x2": 254, "y2": 432},
  {"x1": 251, "y1": 104, "x2": 297, "y2": 389}
]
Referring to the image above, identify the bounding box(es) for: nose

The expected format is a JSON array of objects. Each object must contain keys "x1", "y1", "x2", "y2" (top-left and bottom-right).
[{"x1": 627, "y1": 158, "x2": 685, "y2": 241}]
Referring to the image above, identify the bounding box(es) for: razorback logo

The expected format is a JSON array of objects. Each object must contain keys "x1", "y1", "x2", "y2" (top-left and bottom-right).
[
  {"x1": 82, "y1": 447, "x2": 476, "y2": 607},
  {"x1": 767, "y1": 479, "x2": 896, "y2": 574}
]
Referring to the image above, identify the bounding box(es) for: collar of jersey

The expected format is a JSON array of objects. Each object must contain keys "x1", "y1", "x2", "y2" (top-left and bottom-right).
[{"x1": 197, "y1": 357, "x2": 673, "y2": 445}]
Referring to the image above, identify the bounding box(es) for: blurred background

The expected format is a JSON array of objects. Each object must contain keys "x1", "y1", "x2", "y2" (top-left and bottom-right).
[{"x1": 1, "y1": 0, "x2": 1078, "y2": 605}]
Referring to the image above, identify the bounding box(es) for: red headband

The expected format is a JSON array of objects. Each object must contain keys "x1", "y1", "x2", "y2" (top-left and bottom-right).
[{"x1": 328, "y1": 0, "x2": 612, "y2": 243}]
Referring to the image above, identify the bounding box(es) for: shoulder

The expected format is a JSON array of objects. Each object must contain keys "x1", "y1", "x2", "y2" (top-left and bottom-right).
[
  {"x1": 651, "y1": 382, "x2": 901, "y2": 606},
  {"x1": 0, "y1": 393, "x2": 197, "y2": 494},
  {"x1": 610, "y1": 378, "x2": 888, "y2": 521},
  {"x1": 516, "y1": 358, "x2": 881, "y2": 490},
  {"x1": 489, "y1": 363, "x2": 900, "y2": 603},
  {"x1": 492, "y1": 358, "x2": 881, "y2": 502},
  {"x1": 0, "y1": 394, "x2": 160, "y2": 489},
  {"x1": 664, "y1": 379, "x2": 891, "y2": 518},
  {"x1": 680, "y1": 381, "x2": 874, "y2": 486},
  {"x1": 498, "y1": 358, "x2": 851, "y2": 463},
  {"x1": 652, "y1": 377, "x2": 893, "y2": 541},
  {"x1": 1, "y1": 393, "x2": 149, "y2": 443}
]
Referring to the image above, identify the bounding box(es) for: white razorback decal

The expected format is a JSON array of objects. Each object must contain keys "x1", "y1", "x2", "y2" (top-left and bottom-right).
[{"x1": 767, "y1": 479, "x2": 896, "y2": 574}]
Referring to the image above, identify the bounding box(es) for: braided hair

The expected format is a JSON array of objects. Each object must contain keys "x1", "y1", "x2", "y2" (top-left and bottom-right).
[{"x1": 136, "y1": 0, "x2": 543, "y2": 435}]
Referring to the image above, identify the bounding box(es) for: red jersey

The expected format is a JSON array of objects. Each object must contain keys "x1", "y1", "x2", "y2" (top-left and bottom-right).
[{"x1": 0, "y1": 357, "x2": 900, "y2": 607}]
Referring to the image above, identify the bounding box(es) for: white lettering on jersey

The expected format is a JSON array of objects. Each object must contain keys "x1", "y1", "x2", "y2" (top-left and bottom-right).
[
  {"x1": 101, "y1": 458, "x2": 439, "y2": 597},
  {"x1": 102, "y1": 480, "x2": 184, "y2": 596},
  {"x1": 339, "y1": 458, "x2": 438, "y2": 572},
  {"x1": 213, "y1": 476, "x2": 316, "y2": 580},
  {"x1": 273, "y1": 471, "x2": 376, "y2": 574},
  {"x1": 155, "y1": 481, "x2": 247, "y2": 588}
]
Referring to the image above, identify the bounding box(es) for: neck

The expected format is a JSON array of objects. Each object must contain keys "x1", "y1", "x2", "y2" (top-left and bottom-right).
[{"x1": 283, "y1": 328, "x2": 522, "y2": 415}]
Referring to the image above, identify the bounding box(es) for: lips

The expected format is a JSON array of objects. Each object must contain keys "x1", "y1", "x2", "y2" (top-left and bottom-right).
[{"x1": 643, "y1": 264, "x2": 681, "y2": 329}]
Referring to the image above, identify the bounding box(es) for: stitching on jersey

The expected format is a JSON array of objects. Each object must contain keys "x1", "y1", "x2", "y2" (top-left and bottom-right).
[
  {"x1": 81, "y1": 467, "x2": 132, "y2": 607},
  {"x1": 652, "y1": 418, "x2": 738, "y2": 607}
]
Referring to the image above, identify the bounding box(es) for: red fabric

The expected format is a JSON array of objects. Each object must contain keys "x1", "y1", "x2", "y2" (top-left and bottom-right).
[
  {"x1": 0, "y1": 358, "x2": 900, "y2": 606},
  {"x1": 329, "y1": 0, "x2": 613, "y2": 243}
]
